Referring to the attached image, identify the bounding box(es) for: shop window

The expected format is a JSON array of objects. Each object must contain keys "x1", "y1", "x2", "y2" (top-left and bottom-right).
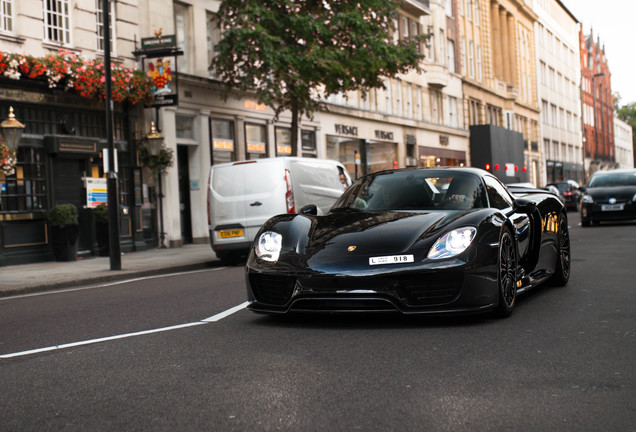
[
  {"x1": 44, "y1": 0, "x2": 71, "y2": 45},
  {"x1": 301, "y1": 130, "x2": 317, "y2": 158},
  {"x1": 0, "y1": 147, "x2": 47, "y2": 213},
  {"x1": 275, "y1": 127, "x2": 292, "y2": 156},
  {"x1": 245, "y1": 123, "x2": 267, "y2": 159},
  {"x1": 211, "y1": 118, "x2": 235, "y2": 164}
]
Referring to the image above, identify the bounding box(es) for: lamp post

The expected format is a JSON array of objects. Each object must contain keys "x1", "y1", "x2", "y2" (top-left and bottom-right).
[
  {"x1": 144, "y1": 122, "x2": 166, "y2": 248},
  {"x1": 1, "y1": 106, "x2": 25, "y2": 150}
]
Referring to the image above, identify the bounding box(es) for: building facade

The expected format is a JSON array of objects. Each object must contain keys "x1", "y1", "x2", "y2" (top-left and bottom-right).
[
  {"x1": 533, "y1": 0, "x2": 582, "y2": 185},
  {"x1": 614, "y1": 116, "x2": 634, "y2": 169},
  {"x1": 580, "y1": 27, "x2": 615, "y2": 179},
  {"x1": 456, "y1": 0, "x2": 541, "y2": 185},
  {"x1": 0, "y1": 0, "x2": 154, "y2": 266},
  {"x1": 137, "y1": 0, "x2": 474, "y2": 249}
]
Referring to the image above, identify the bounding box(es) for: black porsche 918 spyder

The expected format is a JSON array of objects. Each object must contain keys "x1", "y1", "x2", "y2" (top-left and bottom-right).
[{"x1": 245, "y1": 167, "x2": 570, "y2": 318}]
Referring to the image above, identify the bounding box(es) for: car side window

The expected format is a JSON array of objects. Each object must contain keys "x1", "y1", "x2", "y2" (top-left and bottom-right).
[{"x1": 483, "y1": 175, "x2": 514, "y2": 210}]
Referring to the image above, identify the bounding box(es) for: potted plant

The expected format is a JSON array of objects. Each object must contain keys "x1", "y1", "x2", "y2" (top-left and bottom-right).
[
  {"x1": 93, "y1": 203, "x2": 109, "y2": 256},
  {"x1": 49, "y1": 203, "x2": 79, "y2": 261}
]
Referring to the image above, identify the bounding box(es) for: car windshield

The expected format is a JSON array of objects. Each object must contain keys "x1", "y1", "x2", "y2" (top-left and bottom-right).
[
  {"x1": 331, "y1": 170, "x2": 488, "y2": 212},
  {"x1": 588, "y1": 172, "x2": 636, "y2": 188}
]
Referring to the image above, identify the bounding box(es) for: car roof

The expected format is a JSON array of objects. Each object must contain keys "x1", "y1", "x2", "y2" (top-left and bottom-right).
[{"x1": 368, "y1": 166, "x2": 488, "y2": 177}]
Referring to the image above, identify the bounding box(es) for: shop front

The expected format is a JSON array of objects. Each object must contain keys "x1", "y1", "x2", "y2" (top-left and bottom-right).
[{"x1": 0, "y1": 88, "x2": 146, "y2": 266}]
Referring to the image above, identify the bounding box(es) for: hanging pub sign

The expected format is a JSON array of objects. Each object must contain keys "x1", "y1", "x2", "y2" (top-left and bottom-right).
[{"x1": 133, "y1": 29, "x2": 184, "y2": 108}]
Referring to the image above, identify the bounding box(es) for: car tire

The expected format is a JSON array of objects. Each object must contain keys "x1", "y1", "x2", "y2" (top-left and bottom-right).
[
  {"x1": 581, "y1": 215, "x2": 590, "y2": 227},
  {"x1": 494, "y1": 227, "x2": 517, "y2": 318},
  {"x1": 550, "y1": 213, "x2": 570, "y2": 287}
]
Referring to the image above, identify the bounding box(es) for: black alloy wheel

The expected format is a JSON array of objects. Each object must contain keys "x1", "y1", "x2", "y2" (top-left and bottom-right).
[
  {"x1": 494, "y1": 228, "x2": 517, "y2": 318},
  {"x1": 550, "y1": 213, "x2": 571, "y2": 286}
]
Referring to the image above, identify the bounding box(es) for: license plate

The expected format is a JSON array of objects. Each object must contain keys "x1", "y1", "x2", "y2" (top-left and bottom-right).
[
  {"x1": 369, "y1": 255, "x2": 414, "y2": 266},
  {"x1": 218, "y1": 229, "x2": 243, "y2": 238},
  {"x1": 601, "y1": 204, "x2": 624, "y2": 211}
]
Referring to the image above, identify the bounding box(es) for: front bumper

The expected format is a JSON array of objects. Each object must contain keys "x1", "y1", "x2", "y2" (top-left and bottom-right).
[
  {"x1": 580, "y1": 201, "x2": 636, "y2": 223},
  {"x1": 245, "y1": 259, "x2": 499, "y2": 315}
]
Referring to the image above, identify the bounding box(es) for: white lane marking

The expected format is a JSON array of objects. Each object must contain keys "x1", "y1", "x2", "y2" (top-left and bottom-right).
[
  {"x1": 202, "y1": 301, "x2": 249, "y2": 322},
  {"x1": 0, "y1": 267, "x2": 228, "y2": 301},
  {"x1": 0, "y1": 302, "x2": 249, "y2": 360}
]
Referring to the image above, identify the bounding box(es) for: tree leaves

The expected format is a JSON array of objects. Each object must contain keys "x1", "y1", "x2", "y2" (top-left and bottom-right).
[{"x1": 211, "y1": 0, "x2": 423, "y2": 155}]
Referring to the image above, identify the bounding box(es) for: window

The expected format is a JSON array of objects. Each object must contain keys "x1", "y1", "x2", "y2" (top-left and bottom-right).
[
  {"x1": 275, "y1": 127, "x2": 292, "y2": 156},
  {"x1": 430, "y1": 90, "x2": 442, "y2": 124},
  {"x1": 245, "y1": 123, "x2": 268, "y2": 159},
  {"x1": 460, "y1": 37, "x2": 466, "y2": 74},
  {"x1": 96, "y1": 0, "x2": 116, "y2": 54},
  {"x1": 44, "y1": 0, "x2": 71, "y2": 45},
  {"x1": 469, "y1": 99, "x2": 480, "y2": 125},
  {"x1": 174, "y1": 2, "x2": 190, "y2": 74},
  {"x1": 175, "y1": 115, "x2": 195, "y2": 140},
  {"x1": 445, "y1": 0, "x2": 453, "y2": 16},
  {"x1": 466, "y1": 0, "x2": 472, "y2": 21},
  {"x1": 211, "y1": 118, "x2": 235, "y2": 164},
  {"x1": 484, "y1": 175, "x2": 513, "y2": 210},
  {"x1": 301, "y1": 130, "x2": 317, "y2": 158},
  {"x1": 448, "y1": 96, "x2": 458, "y2": 128},
  {"x1": 207, "y1": 12, "x2": 222, "y2": 77},
  {"x1": 0, "y1": 0, "x2": 13, "y2": 33},
  {"x1": 0, "y1": 147, "x2": 47, "y2": 213},
  {"x1": 469, "y1": 41, "x2": 475, "y2": 78},
  {"x1": 395, "y1": 80, "x2": 403, "y2": 117},
  {"x1": 476, "y1": 45, "x2": 482, "y2": 81},
  {"x1": 447, "y1": 39, "x2": 456, "y2": 73}
]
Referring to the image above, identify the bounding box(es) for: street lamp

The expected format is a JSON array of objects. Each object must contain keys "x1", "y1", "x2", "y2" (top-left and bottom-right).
[
  {"x1": 144, "y1": 122, "x2": 166, "y2": 248},
  {"x1": 1, "y1": 106, "x2": 25, "y2": 150},
  {"x1": 144, "y1": 121, "x2": 163, "y2": 156}
]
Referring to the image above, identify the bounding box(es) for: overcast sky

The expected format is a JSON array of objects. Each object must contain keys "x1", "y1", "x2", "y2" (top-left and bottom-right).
[{"x1": 561, "y1": 0, "x2": 636, "y2": 106}]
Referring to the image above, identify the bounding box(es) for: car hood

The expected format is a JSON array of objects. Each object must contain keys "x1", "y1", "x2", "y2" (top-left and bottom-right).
[
  {"x1": 277, "y1": 209, "x2": 487, "y2": 272},
  {"x1": 585, "y1": 186, "x2": 636, "y2": 201}
]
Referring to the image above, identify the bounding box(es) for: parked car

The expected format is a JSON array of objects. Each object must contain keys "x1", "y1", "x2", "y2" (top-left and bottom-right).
[
  {"x1": 580, "y1": 169, "x2": 636, "y2": 226},
  {"x1": 207, "y1": 157, "x2": 351, "y2": 264},
  {"x1": 245, "y1": 167, "x2": 570, "y2": 318},
  {"x1": 546, "y1": 180, "x2": 582, "y2": 211}
]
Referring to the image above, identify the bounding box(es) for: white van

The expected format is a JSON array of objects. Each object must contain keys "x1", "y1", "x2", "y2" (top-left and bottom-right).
[{"x1": 207, "y1": 157, "x2": 351, "y2": 264}]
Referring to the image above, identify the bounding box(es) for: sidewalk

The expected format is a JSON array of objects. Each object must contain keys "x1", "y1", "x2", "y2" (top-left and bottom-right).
[{"x1": 0, "y1": 244, "x2": 220, "y2": 297}]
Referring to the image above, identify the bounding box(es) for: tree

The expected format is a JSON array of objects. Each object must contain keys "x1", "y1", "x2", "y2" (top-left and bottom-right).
[
  {"x1": 615, "y1": 94, "x2": 636, "y2": 165},
  {"x1": 212, "y1": 0, "x2": 425, "y2": 156}
]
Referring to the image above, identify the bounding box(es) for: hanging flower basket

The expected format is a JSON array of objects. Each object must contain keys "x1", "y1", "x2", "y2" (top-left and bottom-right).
[
  {"x1": 139, "y1": 146, "x2": 174, "y2": 174},
  {"x1": 0, "y1": 50, "x2": 155, "y2": 106},
  {"x1": 0, "y1": 138, "x2": 17, "y2": 176}
]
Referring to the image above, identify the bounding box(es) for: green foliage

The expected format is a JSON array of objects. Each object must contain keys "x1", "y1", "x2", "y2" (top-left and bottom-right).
[
  {"x1": 93, "y1": 204, "x2": 109, "y2": 224},
  {"x1": 616, "y1": 102, "x2": 636, "y2": 165},
  {"x1": 49, "y1": 204, "x2": 79, "y2": 227},
  {"x1": 211, "y1": 0, "x2": 424, "y2": 154},
  {"x1": 139, "y1": 146, "x2": 174, "y2": 174}
]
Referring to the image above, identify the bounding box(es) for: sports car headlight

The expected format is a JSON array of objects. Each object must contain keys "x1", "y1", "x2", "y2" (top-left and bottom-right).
[
  {"x1": 256, "y1": 231, "x2": 282, "y2": 262},
  {"x1": 427, "y1": 227, "x2": 476, "y2": 260},
  {"x1": 581, "y1": 195, "x2": 594, "y2": 204},
  {"x1": 632, "y1": 193, "x2": 636, "y2": 202}
]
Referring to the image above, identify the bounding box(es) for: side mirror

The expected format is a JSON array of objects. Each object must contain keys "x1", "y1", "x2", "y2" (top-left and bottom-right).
[
  {"x1": 579, "y1": 186, "x2": 586, "y2": 193},
  {"x1": 300, "y1": 204, "x2": 318, "y2": 216},
  {"x1": 513, "y1": 197, "x2": 537, "y2": 214}
]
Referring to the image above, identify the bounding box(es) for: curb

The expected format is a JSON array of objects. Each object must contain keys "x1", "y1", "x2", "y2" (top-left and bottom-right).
[{"x1": 0, "y1": 260, "x2": 222, "y2": 298}]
